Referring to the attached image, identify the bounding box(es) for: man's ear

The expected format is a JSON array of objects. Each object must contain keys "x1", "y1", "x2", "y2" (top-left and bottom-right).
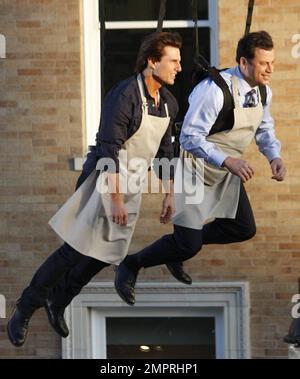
[
  {"x1": 240, "y1": 57, "x2": 247, "y2": 69},
  {"x1": 147, "y1": 57, "x2": 157, "y2": 70}
]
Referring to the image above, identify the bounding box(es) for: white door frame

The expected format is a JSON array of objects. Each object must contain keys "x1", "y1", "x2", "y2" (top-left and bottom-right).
[{"x1": 62, "y1": 281, "x2": 250, "y2": 359}]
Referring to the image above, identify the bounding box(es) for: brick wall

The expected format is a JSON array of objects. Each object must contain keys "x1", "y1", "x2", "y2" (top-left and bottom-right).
[
  {"x1": 1, "y1": 0, "x2": 300, "y2": 359},
  {"x1": 0, "y1": 0, "x2": 83, "y2": 358}
]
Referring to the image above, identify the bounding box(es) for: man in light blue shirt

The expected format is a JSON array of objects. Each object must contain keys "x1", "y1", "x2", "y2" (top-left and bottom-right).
[
  {"x1": 115, "y1": 31, "x2": 287, "y2": 306},
  {"x1": 180, "y1": 65, "x2": 280, "y2": 169}
]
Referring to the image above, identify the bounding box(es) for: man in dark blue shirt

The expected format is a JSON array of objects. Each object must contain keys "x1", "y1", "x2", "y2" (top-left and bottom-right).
[
  {"x1": 93, "y1": 73, "x2": 177, "y2": 173},
  {"x1": 8, "y1": 31, "x2": 187, "y2": 347}
]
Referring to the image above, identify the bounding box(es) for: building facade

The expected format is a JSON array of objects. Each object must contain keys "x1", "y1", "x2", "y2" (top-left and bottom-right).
[{"x1": 0, "y1": 0, "x2": 300, "y2": 358}]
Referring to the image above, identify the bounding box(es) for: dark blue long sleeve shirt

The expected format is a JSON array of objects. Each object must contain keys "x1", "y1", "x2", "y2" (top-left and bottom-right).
[{"x1": 93, "y1": 74, "x2": 178, "y2": 178}]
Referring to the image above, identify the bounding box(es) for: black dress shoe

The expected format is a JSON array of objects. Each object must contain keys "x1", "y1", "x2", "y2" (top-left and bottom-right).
[
  {"x1": 283, "y1": 318, "x2": 300, "y2": 347},
  {"x1": 45, "y1": 299, "x2": 69, "y2": 338},
  {"x1": 166, "y1": 262, "x2": 192, "y2": 285},
  {"x1": 7, "y1": 306, "x2": 32, "y2": 347},
  {"x1": 114, "y1": 263, "x2": 137, "y2": 306}
]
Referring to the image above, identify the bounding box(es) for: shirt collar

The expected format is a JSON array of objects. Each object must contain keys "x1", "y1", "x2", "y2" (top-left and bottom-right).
[
  {"x1": 234, "y1": 66, "x2": 259, "y2": 95},
  {"x1": 139, "y1": 73, "x2": 166, "y2": 101}
]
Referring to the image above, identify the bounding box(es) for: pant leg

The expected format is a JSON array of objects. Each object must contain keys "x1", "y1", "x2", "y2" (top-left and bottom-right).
[
  {"x1": 124, "y1": 224, "x2": 203, "y2": 271},
  {"x1": 124, "y1": 182, "x2": 255, "y2": 271},
  {"x1": 18, "y1": 243, "x2": 85, "y2": 314},
  {"x1": 202, "y1": 181, "x2": 256, "y2": 245},
  {"x1": 52, "y1": 257, "x2": 109, "y2": 307}
]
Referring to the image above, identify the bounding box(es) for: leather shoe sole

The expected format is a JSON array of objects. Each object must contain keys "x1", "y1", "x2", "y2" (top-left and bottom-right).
[
  {"x1": 114, "y1": 264, "x2": 136, "y2": 306},
  {"x1": 7, "y1": 307, "x2": 29, "y2": 347},
  {"x1": 45, "y1": 300, "x2": 69, "y2": 338},
  {"x1": 166, "y1": 263, "x2": 192, "y2": 285}
]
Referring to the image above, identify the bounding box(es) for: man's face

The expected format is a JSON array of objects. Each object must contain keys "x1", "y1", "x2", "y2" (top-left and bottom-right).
[
  {"x1": 150, "y1": 46, "x2": 182, "y2": 85},
  {"x1": 241, "y1": 48, "x2": 275, "y2": 86}
]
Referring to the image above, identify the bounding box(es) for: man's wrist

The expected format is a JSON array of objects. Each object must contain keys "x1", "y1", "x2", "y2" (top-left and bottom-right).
[
  {"x1": 161, "y1": 179, "x2": 174, "y2": 194},
  {"x1": 222, "y1": 156, "x2": 231, "y2": 168},
  {"x1": 165, "y1": 192, "x2": 174, "y2": 197},
  {"x1": 270, "y1": 156, "x2": 281, "y2": 164},
  {"x1": 110, "y1": 193, "x2": 123, "y2": 202}
]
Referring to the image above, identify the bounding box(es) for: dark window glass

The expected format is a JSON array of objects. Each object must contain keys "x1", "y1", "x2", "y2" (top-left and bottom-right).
[
  {"x1": 103, "y1": 27, "x2": 210, "y2": 121},
  {"x1": 106, "y1": 317, "x2": 215, "y2": 359},
  {"x1": 101, "y1": 0, "x2": 208, "y2": 21}
]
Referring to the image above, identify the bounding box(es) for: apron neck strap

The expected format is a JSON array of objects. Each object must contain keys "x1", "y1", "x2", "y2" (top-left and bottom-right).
[
  {"x1": 232, "y1": 75, "x2": 239, "y2": 109},
  {"x1": 137, "y1": 74, "x2": 170, "y2": 117},
  {"x1": 164, "y1": 102, "x2": 169, "y2": 117},
  {"x1": 137, "y1": 74, "x2": 149, "y2": 114}
]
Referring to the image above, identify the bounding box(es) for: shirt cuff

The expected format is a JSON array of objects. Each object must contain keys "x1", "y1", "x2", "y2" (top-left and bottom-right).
[
  {"x1": 264, "y1": 149, "x2": 281, "y2": 163},
  {"x1": 207, "y1": 150, "x2": 228, "y2": 168}
]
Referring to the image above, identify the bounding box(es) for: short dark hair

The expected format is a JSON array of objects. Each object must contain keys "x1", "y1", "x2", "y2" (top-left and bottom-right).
[
  {"x1": 236, "y1": 30, "x2": 274, "y2": 63},
  {"x1": 135, "y1": 32, "x2": 182, "y2": 73}
]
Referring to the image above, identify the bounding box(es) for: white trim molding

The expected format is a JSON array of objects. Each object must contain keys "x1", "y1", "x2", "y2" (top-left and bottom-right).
[
  {"x1": 105, "y1": 20, "x2": 211, "y2": 29},
  {"x1": 104, "y1": 0, "x2": 219, "y2": 67},
  {"x1": 82, "y1": 0, "x2": 101, "y2": 148},
  {"x1": 62, "y1": 281, "x2": 250, "y2": 359}
]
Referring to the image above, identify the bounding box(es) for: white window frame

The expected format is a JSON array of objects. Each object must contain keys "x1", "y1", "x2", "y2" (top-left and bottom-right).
[
  {"x1": 82, "y1": 0, "x2": 101, "y2": 151},
  {"x1": 81, "y1": 0, "x2": 219, "y2": 156},
  {"x1": 62, "y1": 281, "x2": 250, "y2": 359}
]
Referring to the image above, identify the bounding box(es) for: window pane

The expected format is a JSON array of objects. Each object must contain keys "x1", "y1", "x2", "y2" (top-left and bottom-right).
[
  {"x1": 102, "y1": 0, "x2": 208, "y2": 22},
  {"x1": 103, "y1": 27, "x2": 210, "y2": 121},
  {"x1": 106, "y1": 317, "x2": 215, "y2": 359}
]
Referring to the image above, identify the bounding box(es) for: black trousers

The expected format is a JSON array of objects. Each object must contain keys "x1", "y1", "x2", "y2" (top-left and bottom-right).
[
  {"x1": 18, "y1": 152, "x2": 109, "y2": 314},
  {"x1": 44, "y1": 181, "x2": 255, "y2": 311},
  {"x1": 123, "y1": 181, "x2": 256, "y2": 271},
  {"x1": 19, "y1": 166, "x2": 255, "y2": 314}
]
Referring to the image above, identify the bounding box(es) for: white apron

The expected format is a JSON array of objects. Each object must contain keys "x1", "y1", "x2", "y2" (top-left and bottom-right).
[
  {"x1": 49, "y1": 74, "x2": 170, "y2": 264},
  {"x1": 172, "y1": 75, "x2": 264, "y2": 230}
]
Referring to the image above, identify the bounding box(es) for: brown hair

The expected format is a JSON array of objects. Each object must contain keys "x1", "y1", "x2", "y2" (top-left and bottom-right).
[
  {"x1": 135, "y1": 31, "x2": 182, "y2": 73},
  {"x1": 236, "y1": 30, "x2": 274, "y2": 63}
]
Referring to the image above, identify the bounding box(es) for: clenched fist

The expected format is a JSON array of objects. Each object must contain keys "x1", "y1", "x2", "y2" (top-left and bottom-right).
[{"x1": 222, "y1": 157, "x2": 254, "y2": 183}]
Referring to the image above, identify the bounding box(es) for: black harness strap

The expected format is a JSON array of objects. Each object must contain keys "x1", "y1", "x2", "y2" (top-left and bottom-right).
[
  {"x1": 173, "y1": 0, "x2": 265, "y2": 148},
  {"x1": 244, "y1": 1, "x2": 267, "y2": 106},
  {"x1": 157, "y1": 0, "x2": 167, "y2": 32},
  {"x1": 192, "y1": 0, "x2": 200, "y2": 65},
  {"x1": 208, "y1": 68, "x2": 234, "y2": 136},
  {"x1": 208, "y1": 68, "x2": 267, "y2": 137},
  {"x1": 259, "y1": 85, "x2": 267, "y2": 105},
  {"x1": 244, "y1": 0, "x2": 255, "y2": 36},
  {"x1": 192, "y1": 0, "x2": 210, "y2": 72}
]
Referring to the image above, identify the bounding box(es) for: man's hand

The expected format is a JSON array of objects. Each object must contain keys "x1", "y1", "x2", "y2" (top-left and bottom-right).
[
  {"x1": 107, "y1": 172, "x2": 128, "y2": 226},
  {"x1": 222, "y1": 156, "x2": 254, "y2": 183},
  {"x1": 110, "y1": 194, "x2": 128, "y2": 226},
  {"x1": 270, "y1": 157, "x2": 286, "y2": 181},
  {"x1": 160, "y1": 193, "x2": 176, "y2": 224}
]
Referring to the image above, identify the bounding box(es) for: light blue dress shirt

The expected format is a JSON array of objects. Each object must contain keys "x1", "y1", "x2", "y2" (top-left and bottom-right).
[{"x1": 180, "y1": 66, "x2": 281, "y2": 168}]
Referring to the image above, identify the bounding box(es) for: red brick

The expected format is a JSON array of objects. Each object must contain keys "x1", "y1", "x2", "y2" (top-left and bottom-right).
[{"x1": 18, "y1": 69, "x2": 42, "y2": 76}]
